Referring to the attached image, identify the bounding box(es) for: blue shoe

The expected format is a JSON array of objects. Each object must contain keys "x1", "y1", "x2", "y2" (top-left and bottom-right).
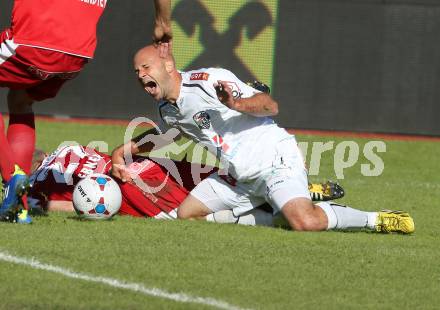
[
  {"x1": 15, "y1": 209, "x2": 32, "y2": 224},
  {"x1": 0, "y1": 165, "x2": 30, "y2": 216}
]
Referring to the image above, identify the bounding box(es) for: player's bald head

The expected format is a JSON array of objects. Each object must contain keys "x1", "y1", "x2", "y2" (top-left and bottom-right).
[
  {"x1": 134, "y1": 45, "x2": 174, "y2": 65},
  {"x1": 134, "y1": 45, "x2": 160, "y2": 62}
]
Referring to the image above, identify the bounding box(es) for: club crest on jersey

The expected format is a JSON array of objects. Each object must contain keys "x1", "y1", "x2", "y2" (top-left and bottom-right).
[
  {"x1": 193, "y1": 111, "x2": 211, "y2": 129},
  {"x1": 190, "y1": 72, "x2": 210, "y2": 81}
]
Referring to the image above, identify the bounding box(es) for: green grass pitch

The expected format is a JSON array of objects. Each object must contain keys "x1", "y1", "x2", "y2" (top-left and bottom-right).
[{"x1": 0, "y1": 118, "x2": 439, "y2": 309}]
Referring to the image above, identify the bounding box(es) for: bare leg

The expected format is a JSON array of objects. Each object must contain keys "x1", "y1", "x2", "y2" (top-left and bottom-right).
[
  {"x1": 281, "y1": 198, "x2": 328, "y2": 231},
  {"x1": 177, "y1": 194, "x2": 212, "y2": 219}
]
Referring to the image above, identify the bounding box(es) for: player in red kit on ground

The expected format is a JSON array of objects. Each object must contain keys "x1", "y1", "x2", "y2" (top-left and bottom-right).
[
  {"x1": 29, "y1": 145, "x2": 196, "y2": 219},
  {"x1": 0, "y1": 0, "x2": 173, "y2": 223},
  {"x1": 31, "y1": 145, "x2": 268, "y2": 226}
]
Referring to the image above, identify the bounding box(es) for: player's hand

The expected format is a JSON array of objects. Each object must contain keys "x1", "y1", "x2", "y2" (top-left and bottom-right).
[
  {"x1": 110, "y1": 151, "x2": 132, "y2": 183},
  {"x1": 111, "y1": 163, "x2": 132, "y2": 183},
  {"x1": 153, "y1": 21, "x2": 173, "y2": 58},
  {"x1": 214, "y1": 81, "x2": 238, "y2": 110}
]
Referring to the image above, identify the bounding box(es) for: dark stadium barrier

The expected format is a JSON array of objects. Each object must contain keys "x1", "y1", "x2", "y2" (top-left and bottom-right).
[{"x1": 1, "y1": 0, "x2": 440, "y2": 135}]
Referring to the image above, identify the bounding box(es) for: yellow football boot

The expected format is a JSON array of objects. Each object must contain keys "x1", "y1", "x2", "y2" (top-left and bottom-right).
[
  {"x1": 309, "y1": 181, "x2": 345, "y2": 201},
  {"x1": 375, "y1": 210, "x2": 415, "y2": 234},
  {"x1": 16, "y1": 208, "x2": 32, "y2": 224}
]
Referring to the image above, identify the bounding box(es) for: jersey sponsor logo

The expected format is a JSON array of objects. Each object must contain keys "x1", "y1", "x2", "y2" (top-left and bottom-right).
[
  {"x1": 223, "y1": 81, "x2": 243, "y2": 99},
  {"x1": 79, "y1": 0, "x2": 107, "y2": 8},
  {"x1": 190, "y1": 72, "x2": 210, "y2": 81},
  {"x1": 192, "y1": 111, "x2": 211, "y2": 129},
  {"x1": 77, "y1": 154, "x2": 106, "y2": 178}
]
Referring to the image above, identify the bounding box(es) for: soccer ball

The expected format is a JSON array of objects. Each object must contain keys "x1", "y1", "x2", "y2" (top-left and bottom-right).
[{"x1": 73, "y1": 174, "x2": 122, "y2": 220}]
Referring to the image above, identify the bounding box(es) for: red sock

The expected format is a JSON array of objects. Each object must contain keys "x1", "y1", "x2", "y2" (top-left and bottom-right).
[
  {"x1": 7, "y1": 113, "x2": 35, "y2": 174},
  {"x1": 21, "y1": 195, "x2": 29, "y2": 211},
  {"x1": 0, "y1": 114, "x2": 15, "y2": 182}
]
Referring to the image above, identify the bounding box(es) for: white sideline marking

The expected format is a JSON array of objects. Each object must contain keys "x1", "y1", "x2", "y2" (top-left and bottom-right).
[{"x1": 0, "y1": 250, "x2": 249, "y2": 310}]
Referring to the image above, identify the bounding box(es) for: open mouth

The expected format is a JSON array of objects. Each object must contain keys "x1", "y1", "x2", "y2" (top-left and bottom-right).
[{"x1": 143, "y1": 80, "x2": 157, "y2": 95}]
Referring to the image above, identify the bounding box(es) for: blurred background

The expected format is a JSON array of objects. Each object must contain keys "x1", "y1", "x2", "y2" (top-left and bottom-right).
[{"x1": 1, "y1": 0, "x2": 439, "y2": 135}]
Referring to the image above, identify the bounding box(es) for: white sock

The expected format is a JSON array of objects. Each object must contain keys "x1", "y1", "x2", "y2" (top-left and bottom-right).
[
  {"x1": 366, "y1": 212, "x2": 378, "y2": 230},
  {"x1": 317, "y1": 202, "x2": 337, "y2": 229},
  {"x1": 206, "y1": 209, "x2": 273, "y2": 227},
  {"x1": 317, "y1": 202, "x2": 376, "y2": 230},
  {"x1": 206, "y1": 210, "x2": 238, "y2": 224}
]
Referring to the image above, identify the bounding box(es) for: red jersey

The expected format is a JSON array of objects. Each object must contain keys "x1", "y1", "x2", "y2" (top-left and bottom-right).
[
  {"x1": 29, "y1": 145, "x2": 215, "y2": 218},
  {"x1": 11, "y1": 0, "x2": 106, "y2": 58}
]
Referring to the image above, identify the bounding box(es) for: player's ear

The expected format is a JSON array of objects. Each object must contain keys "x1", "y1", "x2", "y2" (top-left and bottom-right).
[{"x1": 164, "y1": 59, "x2": 175, "y2": 73}]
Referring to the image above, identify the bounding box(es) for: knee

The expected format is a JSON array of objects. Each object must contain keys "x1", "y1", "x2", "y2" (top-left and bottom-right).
[
  {"x1": 290, "y1": 216, "x2": 320, "y2": 231},
  {"x1": 176, "y1": 207, "x2": 193, "y2": 220},
  {"x1": 177, "y1": 195, "x2": 211, "y2": 220},
  {"x1": 176, "y1": 203, "x2": 201, "y2": 220},
  {"x1": 281, "y1": 199, "x2": 326, "y2": 231}
]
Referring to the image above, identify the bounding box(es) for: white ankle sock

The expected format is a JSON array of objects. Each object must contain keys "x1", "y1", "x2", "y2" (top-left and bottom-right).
[
  {"x1": 366, "y1": 212, "x2": 378, "y2": 230},
  {"x1": 206, "y1": 210, "x2": 238, "y2": 224},
  {"x1": 316, "y1": 202, "x2": 337, "y2": 229},
  {"x1": 206, "y1": 209, "x2": 273, "y2": 227},
  {"x1": 317, "y1": 202, "x2": 375, "y2": 230}
]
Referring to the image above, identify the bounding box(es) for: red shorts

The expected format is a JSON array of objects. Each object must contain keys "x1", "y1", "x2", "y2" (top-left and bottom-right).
[
  {"x1": 0, "y1": 29, "x2": 87, "y2": 101},
  {"x1": 118, "y1": 162, "x2": 190, "y2": 218},
  {"x1": 118, "y1": 159, "x2": 217, "y2": 218}
]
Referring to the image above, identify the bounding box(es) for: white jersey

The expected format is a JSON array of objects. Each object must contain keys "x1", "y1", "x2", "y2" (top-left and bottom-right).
[{"x1": 157, "y1": 68, "x2": 292, "y2": 182}]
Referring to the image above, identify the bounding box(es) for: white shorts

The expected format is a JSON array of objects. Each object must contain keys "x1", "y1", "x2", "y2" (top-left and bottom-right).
[{"x1": 190, "y1": 137, "x2": 310, "y2": 215}]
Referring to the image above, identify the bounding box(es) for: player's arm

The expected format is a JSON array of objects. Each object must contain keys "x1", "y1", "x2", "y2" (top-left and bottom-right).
[
  {"x1": 111, "y1": 127, "x2": 159, "y2": 182},
  {"x1": 47, "y1": 201, "x2": 75, "y2": 212},
  {"x1": 153, "y1": 0, "x2": 173, "y2": 57},
  {"x1": 214, "y1": 80, "x2": 279, "y2": 117},
  {"x1": 111, "y1": 127, "x2": 180, "y2": 182}
]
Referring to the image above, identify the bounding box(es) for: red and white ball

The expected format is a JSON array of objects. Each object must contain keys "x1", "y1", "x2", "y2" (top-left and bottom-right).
[{"x1": 73, "y1": 174, "x2": 122, "y2": 220}]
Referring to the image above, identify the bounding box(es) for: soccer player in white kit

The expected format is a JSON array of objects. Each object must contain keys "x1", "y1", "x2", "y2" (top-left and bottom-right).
[{"x1": 111, "y1": 45, "x2": 414, "y2": 234}]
